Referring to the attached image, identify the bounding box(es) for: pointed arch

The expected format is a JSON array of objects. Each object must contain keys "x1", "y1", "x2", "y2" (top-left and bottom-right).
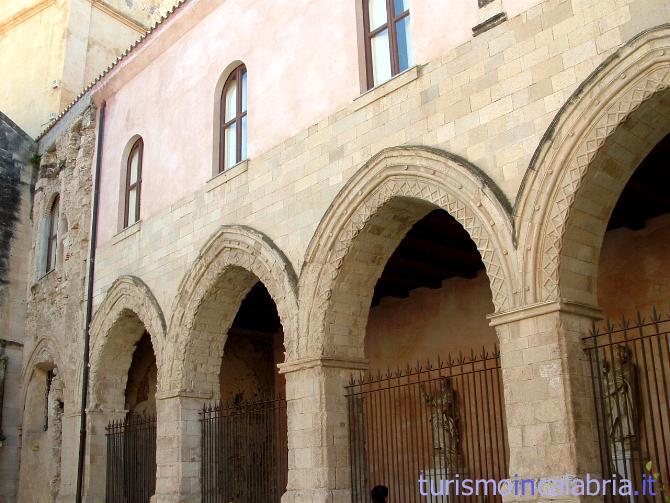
[
  {"x1": 88, "y1": 275, "x2": 166, "y2": 408},
  {"x1": 516, "y1": 24, "x2": 670, "y2": 305},
  {"x1": 166, "y1": 225, "x2": 298, "y2": 393},
  {"x1": 299, "y1": 145, "x2": 517, "y2": 358},
  {"x1": 20, "y1": 337, "x2": 66, "y2": 413}
]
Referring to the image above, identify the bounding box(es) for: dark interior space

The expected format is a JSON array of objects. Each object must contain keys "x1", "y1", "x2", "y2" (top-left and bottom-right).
[
  {"x1": 372, "y1": 209, "x2": 485, "y2": 306},
  {"x1": 608, "y1": 132, "x2": 670, "y2": 231}
]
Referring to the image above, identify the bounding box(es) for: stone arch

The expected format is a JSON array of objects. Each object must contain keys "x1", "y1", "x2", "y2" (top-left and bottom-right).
[
  {"x1": 43, "y1": 191, "x2": 60, "y2": 218},
  {"x1": 88, "y1": 275, "x2": 166, "y2": 409},
  {"x1": 166, "y1": 225, "x2": 298, "y2": 394},
  {"x1": 516, "y1": 24, "x2": 670, "y2": 306},
  {"x1": 18, "y1": 338, "x2": 66, "y2": 503},
  {"x1": 20, "y1": 337, "x2": 65, "y2": 416},
  {"x1": 299, "y1": 145, "x2": 517, "y2": 359}
]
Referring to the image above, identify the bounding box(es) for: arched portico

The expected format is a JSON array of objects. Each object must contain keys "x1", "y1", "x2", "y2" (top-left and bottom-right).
[
  {"x1": 167, "y1": 225, "x2": 298, "y2": 392},
  {"x1": 85, "y1": 276, "x2": 166, "y2": 501},
  {"x1": 300, "y1": 145, "x2": 517, "y2": 359},
  {"x1": 159, "y1": 225, "x2": 297, "y2": 503},
  {"x1": 497, "y1": 24, "x2": 670, "y2": 490},
  {"x1": 516, "y1": 24, "x2": 670, "y2": 306},
  {"x1": 289, "y1": 145, "x2": 516, "y2": 502}
]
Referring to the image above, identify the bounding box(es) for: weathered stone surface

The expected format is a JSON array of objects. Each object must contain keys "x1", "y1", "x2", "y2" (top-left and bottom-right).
[
  {"x1": 0, "y1": 111, "x2": 33, "y2": 503},
  {"x1": 18, "y1": 106, "x2": 96, "y2": 503}
]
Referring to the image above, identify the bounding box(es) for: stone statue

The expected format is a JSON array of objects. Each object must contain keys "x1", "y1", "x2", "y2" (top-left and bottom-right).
[
  {"x1": 420, "y1": 377, "x2": 461, "y2": 470},
  {"x1": 0, "y1": 344, "x2": 6, "y2": 445},
  {"x1": 602, "y1": 346, "x2": 638, "y2": 445},
  {"x1": 602, "y1": 345, "x2": 638, "y2": 484}
]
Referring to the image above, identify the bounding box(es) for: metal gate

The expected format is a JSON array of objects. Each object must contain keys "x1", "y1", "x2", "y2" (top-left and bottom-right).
[
  {"x1": 584, "y1": 307, "x2": 670, "y2": 501},
  {"x1": 106, "y1": 414, "x2": 157, "y2": 503},
  {"x1": 201, "y1": 396, "x2": 288, "y2": 503},
  {"x1": 346, "y1": 348, "x2": 508, "y2": 502}
]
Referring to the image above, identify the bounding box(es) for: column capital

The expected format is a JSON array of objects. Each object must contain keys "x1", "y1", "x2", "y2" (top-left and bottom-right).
[
  {"x1": 277, "y1": 356, "x2": 368, "y2": 374},
  {"x1": 488, "y1": 299, "x2": 602, "y2": 327},
  {"x1": 155, "y1": 389, "x2": 212, "y2": 400}
]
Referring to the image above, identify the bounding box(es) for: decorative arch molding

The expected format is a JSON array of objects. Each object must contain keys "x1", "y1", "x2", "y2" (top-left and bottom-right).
[
  {"x1": 88, "y1": 275, "x2": 166, "y2": 403},
  {"x1": 299, "y1": 145, "x2": 517, "y2": 357},
  {"x1": 166, "y1": 225, "x2": 299, "y2": 391},
  {"x1": 516, "y1": 24, "x2": 670, "y2": 305}
]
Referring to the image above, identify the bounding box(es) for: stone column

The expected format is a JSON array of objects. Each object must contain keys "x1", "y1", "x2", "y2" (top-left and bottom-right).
[
  {"x1": 278, "y1": 357, "x2": 367, "y2": 503},
  {"x1": 84, "y1": 408, "x2": 127, "y2": 502},
  {"x1": 489, "y1": 300, "x2": 602, "y2": 501},
  {"x1": 154, "y1": 391, "x2": 209, "y2": 503},
  {"x1": 56, "y1": 411, "x2": 80, "y2": 503}
]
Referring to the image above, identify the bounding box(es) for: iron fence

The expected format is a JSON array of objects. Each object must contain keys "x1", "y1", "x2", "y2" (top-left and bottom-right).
[
  {"x1": 584, "y1": 307, "x2": 670, "y2": 501},
  {"x1": 346, "y1": 348, "x2": 508, "y2": 502},
  {"x1": 106, "y1": 414, "x2": 157, "y2": 503},
  {"x1": 201, "y1": 395, "x2": 288, "y2": 503}
]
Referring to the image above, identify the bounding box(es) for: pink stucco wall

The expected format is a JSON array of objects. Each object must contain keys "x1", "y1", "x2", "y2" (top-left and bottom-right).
[{"x1": 94, "y1": 0, "x2": 496, "y2": 245}]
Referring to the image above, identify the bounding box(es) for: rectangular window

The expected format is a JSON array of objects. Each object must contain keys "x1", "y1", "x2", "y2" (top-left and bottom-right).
[{"x1": 363, "y1": 0, "x2": 413, "y2": 89}]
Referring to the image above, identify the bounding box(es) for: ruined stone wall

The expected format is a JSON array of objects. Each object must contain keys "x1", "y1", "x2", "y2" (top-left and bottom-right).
[
  {"x1": 18, "y1": 106, "x2": 96, "y2": 503},
  {"x1": 0, "y1": 111, "x2": 34, "y2": 503}
]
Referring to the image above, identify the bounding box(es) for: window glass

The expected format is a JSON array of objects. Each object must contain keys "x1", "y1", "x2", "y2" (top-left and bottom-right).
[
  {"x1": 396, "y1": 16, "x2": 413, "y2": 72},
  {"x1": 224, "y1": 124, "x2": 237, "y2": 169},
  {"x1": 241, "y1": 71, "x2": 248, "y2": 113},
  {"x1": 129, "y1": 150, "x2": 139, "y2": 185},
  {"x1": 50, "y1": 201, "x2": 59, "y2": 238},
  {"x1": 368, "y1": 0, "x2": 387, "y2": 30},
  {"x1": 127, "y1": 188, "x2": 137, "y2": 225},
  {"x1": 371, "y1": 30, "x2": 392, "y2": 86},
  {"x1": 393, "y1": 0, "x2": 409, "y2": 15},
  {"x1": 224, "y1": 79, "x2": 237, "y2": 122},
  {"x1": 220, "y1": 64, "x2": 247, "y2": 172},
  {"x1": 47, "y1": 198, "x2": 59, "y2": 271}
]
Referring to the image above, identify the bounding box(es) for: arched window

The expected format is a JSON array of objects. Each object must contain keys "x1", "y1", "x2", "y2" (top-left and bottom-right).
[
  {"x1": 124, "y1": 138, "x2": 143, "y2": 227},
  {"x1": 46, "y1": 195, "x2": 59, "y2": 272},
  {"x1": 363, "y1": 0, "x2": 413, "y2": 89},
  {"x1": 220, "y1": 64, "x2": 247, "y2": 172}
]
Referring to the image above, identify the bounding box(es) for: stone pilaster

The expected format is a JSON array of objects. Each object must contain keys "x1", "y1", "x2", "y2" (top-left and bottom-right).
[
  {"x1": 56, "y1": 411, "x2": 82, "y2": 503},
  {"x1": 84, "y1": 408, "x2": 127, "y2": 502},
  {"x1": 489, "y1": 300, "x2": 602, "y2": 501},
  {"x1": 278, "y1": 357, "x2": 367, "y2": 503},
  {"x1": 154, "y1": 391, "x2": 209, "y2": 503}
]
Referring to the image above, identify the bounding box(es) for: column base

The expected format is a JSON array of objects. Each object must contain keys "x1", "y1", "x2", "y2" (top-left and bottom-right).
[{"x1": 282, "y1": 488, "x2": 351, "y2": 503}]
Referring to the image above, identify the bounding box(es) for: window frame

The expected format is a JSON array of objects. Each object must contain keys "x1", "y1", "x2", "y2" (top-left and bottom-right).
[
  {"x1": 46, "y1": 195, "x2": 59, "y2": 273},
  {"x1": 219, "y1": 64, "x2": 248, "y2": 172},
  {"x1": 124, "y1": 138, "x2": 143, "y2": 228},
  {"x1": 362, "y1": 0, "x2": 411, "y2": 90}
]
